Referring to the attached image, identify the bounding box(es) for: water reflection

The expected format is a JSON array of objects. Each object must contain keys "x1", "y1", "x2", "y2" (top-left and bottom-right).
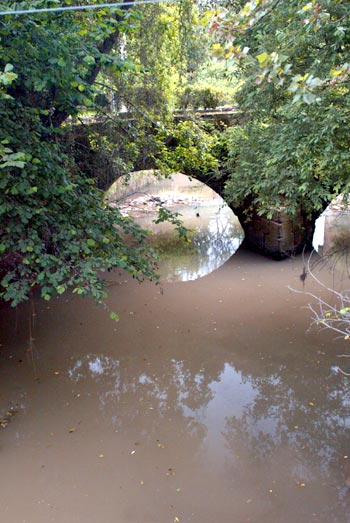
[
  {"x1": 66, "y1": 344, "x2": 350, "y2": 497},
  {"x1": 63, "y1": 310, "x2": 350, "y2": 523},
  {"x1": 2, "y1": 253, "x2": 350, "y2": 522},
  {"x1": 68, "y1": 355, "x2": 120, "y2": 381},
  {"x1": 108, "y1": 172, "x2": 244, "y2": 281}
]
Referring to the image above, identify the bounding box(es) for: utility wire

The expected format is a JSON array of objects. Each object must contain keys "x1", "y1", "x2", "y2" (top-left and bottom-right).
[{"x1": 0, "y1": 0, "x2": 179, "y2": 17}]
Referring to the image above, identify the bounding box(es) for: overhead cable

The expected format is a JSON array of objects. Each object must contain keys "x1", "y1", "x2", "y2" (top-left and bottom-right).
[{"x1": 0, "y1": 0, "x2": 179, "y2": 17}]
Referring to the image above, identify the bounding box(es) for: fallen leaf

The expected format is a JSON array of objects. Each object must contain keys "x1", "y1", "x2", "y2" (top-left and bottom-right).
[
  {"x1": 53, "y1": 371, "x2": 60, "y2": 375},
  {"x1": 308, "y1": 401, "x2": 315, "y2": 407},
  {"x1": 99, "y1": 454, "x2": 104, "y2": 458},
  {"x1": 131, "y1": 450, "x2": 136, "y2": 455},
  {"x1": 68, "y1": 427, "x2": 76, "y2": 433},
  {"x1": 174, "y1": 518, "x2": 180, "y2": 522}
]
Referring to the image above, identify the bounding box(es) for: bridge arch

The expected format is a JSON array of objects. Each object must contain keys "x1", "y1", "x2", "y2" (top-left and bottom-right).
[{"x1": 67, "y1": 118, "x2": 316, "y2": 260}]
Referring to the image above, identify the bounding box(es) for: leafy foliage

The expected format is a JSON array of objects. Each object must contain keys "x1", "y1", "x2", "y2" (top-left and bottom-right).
[
  {"x1": 176, "y1": 83, "x2": 229, "y2": 110},
  {"x1": 211, "y1": 0, "x2": 350, "y2": 217},
  {"x1": 0, "y1": 3, "x2": 159, "y2": 307},
  {"x1": 155, "y1": 120, "x2": 220, "y2": 178},
  {"x1": 0, "y1": 0, "x2": 224, "y2": 309}
]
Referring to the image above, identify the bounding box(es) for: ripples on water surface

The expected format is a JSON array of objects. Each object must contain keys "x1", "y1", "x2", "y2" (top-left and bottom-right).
[{"x1": 1, "y1": 250, "x2": 350, "y2": 522}]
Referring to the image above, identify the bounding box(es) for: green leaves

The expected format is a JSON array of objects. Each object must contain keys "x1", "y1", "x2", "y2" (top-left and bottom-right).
[
  {"x1": 0, "y1": 0, "x2": 164, "y2": 312},
  {"x1": 0, "y1": 63, "x2": 17, "y2": 91},
  {"x1": 156, "y1": 120, "x2": 219, "y2": 177},
  {"x1": 210, "y1": 0, "x2": 350, "y2": 218},
  {"x1": 287, "y1": 74, "x2": 323, "y2": 105},
  {"x1": 256, "y1": 52, "x2": 269, "y2": 67}
]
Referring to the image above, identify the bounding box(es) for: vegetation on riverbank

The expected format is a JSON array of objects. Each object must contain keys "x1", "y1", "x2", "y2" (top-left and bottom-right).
[{"x1": 1, "y1": 0, "x2": 350, "y2": 311}]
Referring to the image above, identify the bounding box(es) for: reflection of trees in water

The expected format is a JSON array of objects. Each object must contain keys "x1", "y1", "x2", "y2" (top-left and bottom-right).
[
  {"x1": 158, "y1": 212, "x2": 243, "y2": 281},
  {"x1": 68, "y1": 353, "x2": 221, "y2": 445},
  {"x1": 68, "y1": 348, "x2": 350, "y2": 472},
  {"x1": 120, "y1": 187, "x2": 244, "y2": 281},
  {"x1": 66, "y1": 333, "x2": 350, "y2": 520},
  {"x1": 193, "y1": 213, "x2": 243, "y2": 263},
  {"x1": 222, "y1": 359, "x2": 350, "y2": 523},
  {"x1": 224, "y1": 361, "x2": 350, "y2": 465}
]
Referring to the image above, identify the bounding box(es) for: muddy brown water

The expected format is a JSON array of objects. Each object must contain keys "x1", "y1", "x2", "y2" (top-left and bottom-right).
[{"x1": 1, "y1": 249, "x2": 350, "y2": 523}]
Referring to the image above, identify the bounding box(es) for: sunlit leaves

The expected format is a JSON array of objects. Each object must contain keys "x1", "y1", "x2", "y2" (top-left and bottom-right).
[{"x1": 288, "y1": 74, "x2": 323, "y2": 105}]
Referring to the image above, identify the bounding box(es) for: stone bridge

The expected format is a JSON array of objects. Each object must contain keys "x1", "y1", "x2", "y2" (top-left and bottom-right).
[{"x1": 66, "y1": 110, "x2": 314, "y2": 260}]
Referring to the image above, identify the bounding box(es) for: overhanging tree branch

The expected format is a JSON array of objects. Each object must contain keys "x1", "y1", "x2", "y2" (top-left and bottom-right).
[{"x1": 51, "y1": 0, "x2": 131, "y2": 127}]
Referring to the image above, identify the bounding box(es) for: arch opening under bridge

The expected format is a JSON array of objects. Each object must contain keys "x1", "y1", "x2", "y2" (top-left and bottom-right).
[
  {"x1": 68, "y1": 114, "x2": 320, "y2": 260},
  {"x1": 106, "y1": 171, "x2": 244, "y2": 281}
]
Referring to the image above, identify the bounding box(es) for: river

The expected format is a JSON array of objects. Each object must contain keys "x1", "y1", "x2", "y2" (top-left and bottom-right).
[{"x1": 1, "y1": 247, "x2": 350, "y2": 523}]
